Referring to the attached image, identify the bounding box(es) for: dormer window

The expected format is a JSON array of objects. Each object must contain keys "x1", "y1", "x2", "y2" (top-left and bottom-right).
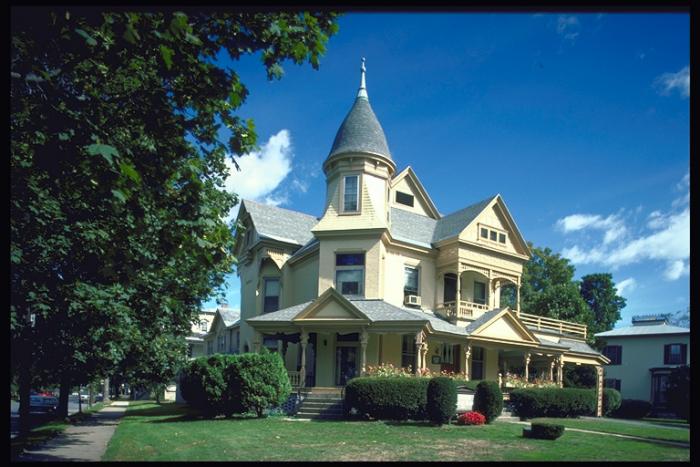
[
  {"x1": 396, "y1": 191, "x2": 414, "y2": 207},
  {"x1": 479, "y1": 224, "x2": 507, "y2": 246},
  {"x1": 342, "y1": 175, "x2": 359, "y2": 213},
  {"x1": 200, "y1": 320, "x2": 208, "y2": 332}
]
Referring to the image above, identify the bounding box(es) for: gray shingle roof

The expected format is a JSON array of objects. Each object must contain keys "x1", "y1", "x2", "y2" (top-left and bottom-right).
[
  {"x1": 350, "y1": 299, "x2": 427, "y2": 322},
  {"x1": 464, "y1": 308, "x2": 503, "y2": 334},
  {"x1": 242, "y1": 199, "x2": 318, "y2": 247},
  {"x1": 288, "y1": 238, "x2": 320, "y2": 262},
  {"x1": 389, "y1": 208, "x2": 437, "y2": 247},
  {"x1": 433, "y1": 196, "x2": 496, "y2": 243},
  {"x1": 558, "y1": 338, "x2": 603, "y2": 356},
  {"x1": 327, "y1": 96, "x2": 393, "y2": 162},
  {"x1": 247, "y1": 301, "x2": 314, "y2": 322},
  {"x1": 595, "y1": 323, "x2": 690, "y2": 337},
  {"x1": 219, "y1": 308, "x2": 241, "y2": 327}
]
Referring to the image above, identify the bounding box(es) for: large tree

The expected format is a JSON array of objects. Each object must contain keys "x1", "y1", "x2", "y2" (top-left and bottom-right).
[
  {"x1": 520, "y1": 243, "x2": 577, "y2": 313},
  {"x1": 11, "y1": 8, "x2": 339, "y2": 432},
  {"x1": 579, "y1": 273, "x2": 626, "y2": 337}
]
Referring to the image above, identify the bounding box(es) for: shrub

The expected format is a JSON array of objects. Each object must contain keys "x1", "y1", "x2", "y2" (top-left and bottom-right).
[
  {"x1": 473, "y1": 380, "x2": 503, "y2": 423},
  {"x1": 227, "y1": 350, "x2": 292, "y2": 418},
  {"x1": 667, "y1": 365, "x2": 690, "y2": 422},
  {"x1": 611, "y1": 399, "x2": 652, "y2": 419},
  {"x1": 179, "y1": 354, "x2": 234, "y2": 417},
  {"x1": 563, "y1": 365, "x2": 597, "y2": 389},
  {"x1": 602, "y1": 388, "x2": 622, "y2": 416},
  {"x1": 509, "y1": 388, "x2": 595, "y2": 419},
  {"x1": 427, "y1": 377, "x2": 457, "y2": 425},
  {"x1": 344, "y1": 376, "x2": 429, "y2": 420},
  {"x1": 457, "y1": 411, "x2": 486, "y2": 425},
  {"x1": 523, "y1": 422, "x2": 565, "y2": 440}
]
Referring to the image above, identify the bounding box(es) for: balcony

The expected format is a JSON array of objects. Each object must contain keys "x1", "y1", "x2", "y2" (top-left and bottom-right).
[
  {"x1": 436, "y1": 300, "x2": 490, "y2": 322},
  {"x1": 518, "y1": 312, "x2": 587, "y2": 339}
]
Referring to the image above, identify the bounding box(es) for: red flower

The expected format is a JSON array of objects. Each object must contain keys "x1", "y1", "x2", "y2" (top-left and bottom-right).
[{"x1": 457, "y1": 411, "x2": 486, "y2": 425}]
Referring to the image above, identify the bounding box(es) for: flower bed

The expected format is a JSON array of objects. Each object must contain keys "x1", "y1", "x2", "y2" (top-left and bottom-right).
[{"x1": 457, "y1": 411, "x2": 486, "y2": 425}]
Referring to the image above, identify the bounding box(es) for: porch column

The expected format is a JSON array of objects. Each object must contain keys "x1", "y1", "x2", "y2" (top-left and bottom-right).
[
  {"x1": 360, "y1": 330, "x2": 369, "y2": 375},
  {"x1": 300, "y1": 330, "x2": 308, "y2": 388},
  {"x1": 549, "y1": 358, "x2": 555, "y2": 382},
  {"x1": 252, "y1": 331, "x2": 262, "y2": 353},
  {"x1": 557, "y1": 356, "x2": 564, "y2": 388},
  {"x1": 414, "y1": 331, "x2": 424, "y2": 374},
  {"x1": 491, "y1": 279, "x2": 501, "y2": 309},
  {"x1": 515, "y1": 282, "x2": 521, "y2": 315},
  {"x1": 463, "y1": 344, "x2": 472, "y2": 381},
  {"x1": 281, "y1": 341, "x2": 289, "y2": 361},
  {"x1": 455, "y1": 268, "x2": 461, "y2": 307},
  {"x1": 595, "y1": 366, "x2": 604, "y2": 417},
  {"x1": 524, "y1": 352, "x2": 531, "y2": 382},
  {"x1": 420, "y1": 343, "x2": 428, "y2": 371}
]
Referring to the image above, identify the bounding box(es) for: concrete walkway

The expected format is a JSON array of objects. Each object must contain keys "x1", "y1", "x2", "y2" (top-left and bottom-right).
[
  {"x1": 498, "y1": 419, "x2": 690, "y2": 448},
  {"x1": 17, "y1": 401, "x2": 129, "y2": 462}
]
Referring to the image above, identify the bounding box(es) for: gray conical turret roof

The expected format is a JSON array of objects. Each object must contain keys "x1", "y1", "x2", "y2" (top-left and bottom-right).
[{"x1": 326, "y1": 59, "x2": 394, "y2": 167}]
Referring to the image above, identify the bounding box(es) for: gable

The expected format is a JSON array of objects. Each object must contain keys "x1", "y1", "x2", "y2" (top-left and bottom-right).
[
  {"x1": 389, "y1": 167, "x2": 440, "y2": 219},
  {"x1": 458, "y1": 196, "x2": 530, "y2": 257},
  {"x1": 469, "y1": 310, "x2": 539, "y2": 344},
  {"x1": 292, "y1": 288, "x2": 370, "y2": 323}
]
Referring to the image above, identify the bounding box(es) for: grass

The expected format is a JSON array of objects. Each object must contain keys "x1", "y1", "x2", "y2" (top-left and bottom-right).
[
  {"x1": 11, "y1": 401, "x2": 110, "y2": 460},
  {"x1": 642, "y1": 417, "x2": 690, "y2": 427},
  {"x1": 529, "y1": 417, "x2": 689, "y2": 444},
  {"x1": 103, "y1": 402, "x2": 689, "y2": 462}
]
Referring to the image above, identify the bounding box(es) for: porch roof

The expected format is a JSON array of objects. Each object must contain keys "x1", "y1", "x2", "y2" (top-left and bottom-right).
[{"x1": 557, "y1": 338, "x2": 603, "y2": 356}]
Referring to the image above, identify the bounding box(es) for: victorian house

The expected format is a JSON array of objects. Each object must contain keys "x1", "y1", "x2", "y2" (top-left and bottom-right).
[{"x1": 233, "y1": 60, "x2": 609, "y2": 414}]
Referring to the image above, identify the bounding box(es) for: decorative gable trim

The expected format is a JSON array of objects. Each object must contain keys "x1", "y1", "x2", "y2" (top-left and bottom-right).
[
  {"x1": 390, "y1": 166, "x2": 441, "y2": 219},
  {"x1": 488, "y1": 195, "x2": 532, "y2": 258},
  {"x1": 292, "y1": 287, "x2": 371, "y2": 323},
  {"x1": 468, "y1": 308, "x2": 540, "y2": 345}
]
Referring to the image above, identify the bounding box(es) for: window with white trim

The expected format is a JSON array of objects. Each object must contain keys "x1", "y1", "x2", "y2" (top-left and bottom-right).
[
  {"x1": 473, "y1": 281, "x2": 486, "y2": 305},
  {"x1": 404, "y1": 266, "x2": 419, "y2": 299},
  {"x1": 200, "y1": 319, "x2": 208, "y2": 332},
  {"x1": 335, "y1": 253, "x2": 365, "y2": 296},
  {"x1": 342, "y1": 175, "x2": 359, "y2": 212},
  {"x1": 263, "y1": 278, "x2": 280, "y2": 314}
]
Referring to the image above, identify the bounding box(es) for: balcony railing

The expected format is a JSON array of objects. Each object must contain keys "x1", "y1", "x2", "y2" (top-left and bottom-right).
[
  {"x1": 519, "y1": 312, "x2": 587, "y2": 339},
  {"x1": 287, "y1": 370, "x2": 302, "y2": 388},
  {"x1": 436, "y1": 300, "x2": 490, "y2": 321}
]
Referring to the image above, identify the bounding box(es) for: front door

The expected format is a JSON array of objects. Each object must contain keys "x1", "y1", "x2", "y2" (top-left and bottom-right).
[
  {"x1": 651, "y1": 373, "x2": 670, "y2": 409},
  {"x1": 335, "y1": 345, "x2": 358, "y2": 386}
]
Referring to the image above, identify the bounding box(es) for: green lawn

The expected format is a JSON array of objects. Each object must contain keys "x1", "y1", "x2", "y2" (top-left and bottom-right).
[
  {"x1": 530, "y1": 417, "x2": 689, "y2": 444},
  {"x1": 103, "y1": 402, "x2": 689, "y2": 462}
]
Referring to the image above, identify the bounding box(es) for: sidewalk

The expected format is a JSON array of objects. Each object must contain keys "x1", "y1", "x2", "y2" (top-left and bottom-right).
[{"x1": 16, "y1": 401, "x2": 129, "y2": 462}]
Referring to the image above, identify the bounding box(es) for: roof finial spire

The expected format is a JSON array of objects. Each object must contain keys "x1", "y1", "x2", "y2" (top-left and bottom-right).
[{"x1": 357, "y1": 57, "x2": 368, "y2": 99}]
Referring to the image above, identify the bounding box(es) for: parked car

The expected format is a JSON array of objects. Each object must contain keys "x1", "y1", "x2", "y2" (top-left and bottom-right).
[{"x1": 29, "y1": 393, "x2": 58, "y2": 413}]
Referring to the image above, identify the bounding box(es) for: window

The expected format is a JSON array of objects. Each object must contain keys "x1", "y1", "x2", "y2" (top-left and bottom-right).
[
  {"x1": 603, "y1": 345, "x2": 622, "y2": 365},
  {"x1": 664, "y1": 344, "x2": 687, "y2": 365},
  {"x1": 498, "y1": 233, "x2": 506, "y2": 244},
  {"x1": 489, "y1": 230, "x2": 497, "y2": 241},
  {"x1": 396, "y1": 191, "x2": 415, "y2": 207},
  {"x1": 401, "y1": 335, "x2": 416, "y2": 369},
  {"x1": 479, "y1": 224, "x2": 507, "y2": 246},
  {"x1": 604, "y1": 379, "x2": 621, "y2": 391},
  {"x1": 440, "y1": 343, "x2": 454, "y2": 364},
  {"x1": 404, "y1": 266, "x2": 419, "y2": 298},
  {"x1": 471, "y1": 346, "x2": 484, "y2": 380},
  {"x1": 335, "y1": 253, "x2": 365, "y2": 295},
  {"x1": 263, "y1": 278, "x2": 280, "y2": 313},
  {"x1": 206, "y1": 340, "x2": 213, "y2": 355},
  {"x1": 342, "y1": 175, "x2": 359, "y2": 212},
  {"x1": 263, "y1": 337, "x2": 279, "y2": 352},
  {"x1": 480, "y1": 228, "x2": 488, "y2": 239},
  {"x1": 473, "y1": 281, "x2": 486, "y2": 305},
  {"x1": 218, "y1": 334, "x2": 226, "y2": 352},
  {"x1": 200, "y1": 319, "x2": 208, "y2": 332}
]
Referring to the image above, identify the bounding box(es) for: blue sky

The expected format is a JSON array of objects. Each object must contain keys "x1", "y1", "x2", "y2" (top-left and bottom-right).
[{"x1": 202, "y1": 13, "x2": 689, "y2": 328}]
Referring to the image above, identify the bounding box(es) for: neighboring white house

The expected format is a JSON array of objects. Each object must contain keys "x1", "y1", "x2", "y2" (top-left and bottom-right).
[
  {"x1": 202, "y1": 306, "x2": 241, "y2": 356},
  {"x1": 185, "y1": 308, "x2": 218, "y2": 359},
  {"x1": 595, "y1": 315, "x2": 689, "y2": 415}
]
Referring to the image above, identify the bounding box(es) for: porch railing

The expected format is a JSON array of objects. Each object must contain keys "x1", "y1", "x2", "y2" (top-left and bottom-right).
[
  {"x1": 287, "y1": 370, "x2": 302, "y2": 388},
  {"x1": 437, "y1": 300, "x2": 489, "y2": 321},
  {"x1": 519, "y1": 312, "x2": 587, "y2": 339}
]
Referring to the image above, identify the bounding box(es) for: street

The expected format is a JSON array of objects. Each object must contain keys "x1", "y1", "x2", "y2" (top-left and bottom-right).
[{"x1": 10, "y1": 397, "x2": 84, "y2": 439}]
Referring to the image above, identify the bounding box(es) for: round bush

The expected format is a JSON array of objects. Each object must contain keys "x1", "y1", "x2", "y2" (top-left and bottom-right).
[
  {"x1": 227, "y1": 349, "x2": 292, "y2": 418},
  {"x1": 457, "y1": 411, "x2": 486, "y2": 425},
  {"x1": 602, "y1": 388, "x2": 622, "y2": 416},
  {"x1": 611, "y1": 399, "x2": 652, "y2": 419},
  {"x1": 179, "y1": 354, "x2": 234, "y2": 417},
  {"x1": 473, "y1": 380, "x2": 503, "y2": 423},
  {"x1": 524, "y1": 422, "x2": 565, "y2": 440},
  {"x1": 427, "y1": 377, "x2": 457, "y2": 425},
  {"x1": 344, "y1": 376, "x2": 429, "y2": 420}
]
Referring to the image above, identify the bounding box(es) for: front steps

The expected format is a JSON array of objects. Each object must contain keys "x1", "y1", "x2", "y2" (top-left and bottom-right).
[{"x1": 295, "y1": 387, "x2": 344, "y2": 420}]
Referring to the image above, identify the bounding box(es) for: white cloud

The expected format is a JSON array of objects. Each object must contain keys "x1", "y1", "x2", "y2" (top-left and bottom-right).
[
  {"x1": 654, "y1": 66, "x2": 690, "y2": 98},
  {"x1": 224, "y1": 129, "x2": 293, "y2": 220},
  {"x1": 558, "y1": 174, "x2": 689, "y2": 281},
  {"x1": 557, "y1": 15, "x2": 579, "y2": 34},
  {"x1": 616, "y1": 278, "x2": 637, "y2": 296}
]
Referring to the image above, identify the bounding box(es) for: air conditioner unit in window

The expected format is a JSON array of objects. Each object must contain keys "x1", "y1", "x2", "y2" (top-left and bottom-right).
[{"x1": 404, "y1": 295, "x2": 421, "y2": 306}]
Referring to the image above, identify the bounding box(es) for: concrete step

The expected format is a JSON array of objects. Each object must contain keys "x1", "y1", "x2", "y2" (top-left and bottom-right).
[
  {"x1": 301, "y1": 393, "x2": 343, "y2": 400},
  {"x1": 302, "y1": 401, "x2": 343, "y2": 409},
  {"x1": 296, "y1": 413, "x2": 344, "y2": 420}
]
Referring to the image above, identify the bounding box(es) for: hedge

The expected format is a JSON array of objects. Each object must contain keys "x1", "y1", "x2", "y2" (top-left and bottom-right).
[
  {"x1": 180, "y1": 350, "x2": 291, "y2": 418},
  {"x1": 344, "y1": 377, "x2": 429, "y2": 420},
  {"x1": 611, "y1": 399, "x2": 652, "y2": 419},
  {"x1": 524, "y1": 422, "x2": 565, "y2": 440},
  {"x1": 509, "y1": 388, "x2": 596, "y2": 419},
  {"x1": 473, "y1": 381, "x2": 503, "y2": 423},
  {"x1": 427, "y1": 377, "x2": 457, "y2": 425},
  {"x1": 602, "y1": 388, "x2": 622, "y2": 416}
]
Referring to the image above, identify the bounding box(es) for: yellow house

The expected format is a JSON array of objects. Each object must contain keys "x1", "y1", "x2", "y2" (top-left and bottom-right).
[{"x1": 235, "y1": 59, "x2": 609, "y2": 415}]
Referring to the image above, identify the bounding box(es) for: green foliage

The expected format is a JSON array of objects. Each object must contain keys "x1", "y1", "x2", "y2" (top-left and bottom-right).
[
  {"x1": 528, "y1": 283, "x2": 594, "y2": 329},
  {"x1": 11, "y1": 8, "x2": 339, "y2": 430},
  {"x1": 666, "y1": 365, "x2": 689, "y2": 421},
  {"x1": 179, "y1": 354, "x2": 234, "y2": 417},
  {"x1": 563, "y1": 365, "x2": 597, "y2": 389},
  {"x1": 473, "y1": 380, "x2": 503, "y2": 424},
  {"x1": 520, "y1": 244, "x2": 576, "y2": 312},
  {"x1": 344, "y1": 376, "x2": 429, "y2": 421},
  {"x1": 426, "y1": 377, "x2": 457, "y2": 425},
  {"x1": 579, "y1": 274, "x2": 626, "y2": 337},
  {"x1": 509, "y1": 388, "x2": 596, "y2": 419},
  {"x1": 227, "y1": 350, "x2": 291, "y2": 418},
  {"x1": 602, "y1": 388, "x2": 622, "y2": 416},
  {"x1": 524, "y1": 422, "x2": 565, "y2": 440},
  {"x1": 611, "y1": 399, "x2": 652, "y2": 419}
]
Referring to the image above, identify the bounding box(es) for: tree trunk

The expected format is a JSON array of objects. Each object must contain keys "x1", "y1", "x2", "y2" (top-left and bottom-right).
[
  {"x1": 103, "y1": 378, "x2": 110, "y2": 403},
  {"x1": 56, "y1": 375, "x2": 70, "y2": 418},
  {"x1": 18, "y1": 365, "x2": 32, "y2": 436}
]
